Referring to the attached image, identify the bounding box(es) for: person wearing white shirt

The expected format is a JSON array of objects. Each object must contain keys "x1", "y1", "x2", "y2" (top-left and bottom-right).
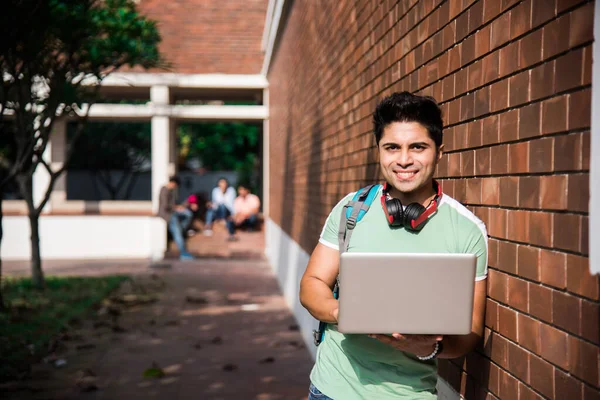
[{"x1": 203, "y1": 177, "x2": 237, "y2": 241}]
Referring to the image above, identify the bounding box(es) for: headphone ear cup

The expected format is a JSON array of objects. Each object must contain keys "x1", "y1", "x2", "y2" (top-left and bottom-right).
[
  {"x1": 403, "y1": 203, "x2": 426, "y2": 230},
  {"x1": 385, "y1": 198, "x2": 404, "y2": 226}
]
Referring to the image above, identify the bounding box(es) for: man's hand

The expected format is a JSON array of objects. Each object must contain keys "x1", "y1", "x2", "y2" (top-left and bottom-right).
[
  {"x1": 175, "y1": 205, "x2": 186, "y2": 212},
  {"x1": 368, "y1": 334, "x2": 443, "y2": 357}
]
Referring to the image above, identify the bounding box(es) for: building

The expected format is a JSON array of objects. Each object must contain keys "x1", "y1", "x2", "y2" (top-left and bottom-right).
[{"x1": 4, "y1": 0, "x2": 599, "y2": 398}]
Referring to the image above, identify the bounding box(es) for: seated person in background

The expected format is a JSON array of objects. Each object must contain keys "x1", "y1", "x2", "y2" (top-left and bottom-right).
[
  {"x1": 233, "y1": 184, "x2": 261, "y2": 231},
  {"x1": 203, "y1": 177, "x2": 236, "y2": 241},
  {"x1": 158, "y1": 176, "x2": 195, "y2": 261}
]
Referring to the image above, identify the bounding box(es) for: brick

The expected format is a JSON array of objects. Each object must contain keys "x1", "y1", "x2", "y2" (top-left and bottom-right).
[
  {"x1": 475, "y1": 147, "x2": 491, "y2": 175},
  {"x1": 460, "y1": 92, "x2": 475, "y2": 121},
  {"x1": 482, "y1": 177, "x2": 500, "y2": 205},
  {"x1": 510, "y1": 0, "x2": 531, "y2": 39},
  {"x1": 498, "y1": 304, "x2": 518, "y2": 341},
  {"x1": 530, "y1": 61, "x2": 555, "y2": 101},
  {"x1": 518, "y1": 245, "x2": 540, "y2": 282},
  {"x1": 508, "y1": 340, "x2": 530, "y2": 382},
  {"x1": 568, "y1": 88, "x2": 592, "y2": 130},
  {"x1": 456, "y1": 68, "x2": 469, "y2": 96},
  {"x1": 580, "y1": 215, "x2": 588, "y2": 255},
  {"x1": 474, "y1": 86, "x2": 490, "y2": 117},
  {"x1": 482, "y1": 115, "x2": 499, "y2": 146},
  {"x1": 509, "y1": 70, "x2": 530, "y2": 107},
  {"x1": 554, "y1": 133, "x2": 582, "y2": 172},
  {"x1": 567, "y1": 173, "x2": 589, "y2": 213},
  {"x1": 583, "y1": 385, "x2": 600, "y2": 400},
  {"x1": 508, "y1": 209, "x2": 530, "y2": 243},
  {"x1": 499, "y1": 368, "x2": 519, "y2": 400},
  {"x1": 498, "y1": 240, "x2": 518, "y2": 274},
  {"x1": 519, "y1": 102, "x2": 541, "y2": 139},
  {"x1": 518, "y1": 176, "x2": 540, "y2": 209},
  {"x1": 475, "y1": 25, "x2": 491, "y2": 57},
  {"x1": 531, "y1": 0, "x2": 556, "y2": 28},
  {"x1": 467, "y1": 120, "x2": 483, "y2": 147},
  {"x1": 518, "y1": 313, "x2": 541, "y2": 354},
  {"x1": 490, "y1": 79, "x2": 509, "y2": 112},
  {"x1": 566, "y1": 254, "x2": 599, "y2": 300},
  {"x1": 499, "y1": 41, "x2": 520, "y2": 77},
  {"x1": 489, "y1": 238, "x2": 499, "y2": 268},
  {"x1": 519, "y1": 383, "x2": 544, "y2": 400},
  {"x1": 581, "y1": 299, "x2": 600, "y2": 344},
  {"x1": 555, "y1": 49, "x2": 584, "y2": 93},
  {"x1": 484, "y1": 0, "x2": 502, "y2": 23},
  {"x1": 486, "y1": 298, "x2": 499, "y2": 329},
  {"x1": 541, "y1": 96, "x2": 568, "y2": 135},
  {"x1": 583, "y1": 45, "x2": 593, "y2": 85},
  {"x1": 499, "y1": 176, "x2": 519, "y2": 208},
  {"x1": 482, "y1": 50, "x2": 500, "y2": 82},
  {"x1": 499, "y1": 109, "x2": 519, "y2": 142},
  {"x1": 508, "y1": 142, "x2": 529, "y2": 174},
  {"x1": 491, "y1": 11, "x2": 511, "y2": 49},
  {"x1": 540, "y1": 249, "x2": 567, "y2": 289},
  {"x1": 543, "y1": 15, "x2": 571, "y2": 59},
  {"x1": 529, "y1": 283, "x2": 552, "y2": 322},
  {"x1": 568, "y1": 336, "x2": 599, "y2": 386},
  {"x1": 582, "y1": 131, "x2": 590, "y2": 169},
  {"x1": 507, "y1": 275, "x2": 529, "y2": 312},
  {"x1": 529, "y1": 137, "x2": 554, "y2": 173},
  {"x1": 489, "y1": 269, "x2": 508, "y2": 303},
  {"x1": 554, "y1": 213, "x2": 581, "y2": 252},
  {"x1": 491, "y1": 337, "x2": 510, "y2": 374},
  {"x1": 540, "y1": 322, "x2": 569, "y2": 369},
  {"x1": 552, "y1": 290, "x2": 581, "y2": 335},
  {"x1": 491, "y1": 144, "x2": 509, "y2": 174},
  {"x1": 520, "y1": 29, "x2": 543, "y2": 68},
  {"x1": 489, "y1": 206, "x2": 508, "y2": 240},
  {"x1": 539, "y1": 175, "x2": 568, "y2": 210},
  {"x1": 530, "y1": 354, "x2": 555, "y2": 398},
  {"x1": 569, "y1": 2, "x2": 595, "y2": 47},
  {"x1": 466, "y1": 177, "x2": 482, "y2": 203},
  {"x1": 555, "y1": 369, "x2": 583, "y2": 399},
  {"x1": 529, "y1": 211, "x2": 553, "y2": 247}
]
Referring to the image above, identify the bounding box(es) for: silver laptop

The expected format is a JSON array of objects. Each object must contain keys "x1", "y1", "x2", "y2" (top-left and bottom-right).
[{"x1": 337, "y1": 252, "x2": 477, "y2": 335}]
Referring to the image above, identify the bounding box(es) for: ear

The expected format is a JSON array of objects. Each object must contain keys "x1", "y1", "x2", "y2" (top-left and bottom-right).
[{"x1": 436, "y1": 144, "x2": 444, "y2": 163}]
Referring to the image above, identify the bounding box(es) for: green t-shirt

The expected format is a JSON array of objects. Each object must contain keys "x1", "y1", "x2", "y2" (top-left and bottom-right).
[{"x1": 310, "y1": 186, "x2": 488, "y2": 400}]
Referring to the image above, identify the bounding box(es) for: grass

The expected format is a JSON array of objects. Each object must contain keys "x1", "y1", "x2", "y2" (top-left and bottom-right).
[{"x1": 0, "y1": 275, "x2": 128, "y2": 382}]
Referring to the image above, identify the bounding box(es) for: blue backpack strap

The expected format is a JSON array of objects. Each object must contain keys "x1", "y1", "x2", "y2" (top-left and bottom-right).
[{"x1": 313, "y1": 184, "x2": 380, "y2": 346}]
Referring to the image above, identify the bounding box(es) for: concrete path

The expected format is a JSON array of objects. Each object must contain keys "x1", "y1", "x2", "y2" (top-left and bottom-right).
[{"x1": 2, "y1": 228, "x2": 314, "y2": 400}]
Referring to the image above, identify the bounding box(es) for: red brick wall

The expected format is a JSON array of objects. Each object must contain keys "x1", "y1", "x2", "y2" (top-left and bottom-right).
[
  {"x1": 132, "y1": 0, "x2": 268, "y2": 74},
  {"x1": 268, "y1": 1, "x2": 599, "y2": 398}
]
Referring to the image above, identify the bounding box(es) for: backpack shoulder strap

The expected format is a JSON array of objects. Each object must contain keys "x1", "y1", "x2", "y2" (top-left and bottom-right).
[{"x1": 337, "y1": 184, "x2": 380, "y2": 253}]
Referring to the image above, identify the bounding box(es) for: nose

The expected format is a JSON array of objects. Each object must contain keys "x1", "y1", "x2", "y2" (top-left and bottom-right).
[{"x1": 395, "y1": 149, "x2": 413, "y2": 168}]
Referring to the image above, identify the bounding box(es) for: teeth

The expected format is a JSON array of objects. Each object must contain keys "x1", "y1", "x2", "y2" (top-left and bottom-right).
[{"x1": 396, "y1": 172, "x2": 417, "y2": 178}]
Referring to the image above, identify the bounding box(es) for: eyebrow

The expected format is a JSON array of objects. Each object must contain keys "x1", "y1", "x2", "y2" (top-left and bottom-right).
[{"x1": 381, "y1": 141, "x2": 431, "y2": 147}]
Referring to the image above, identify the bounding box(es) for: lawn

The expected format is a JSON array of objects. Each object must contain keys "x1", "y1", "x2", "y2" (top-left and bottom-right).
[{"x1": 0, "y1": 275, "x2": 127, "y2": 382}]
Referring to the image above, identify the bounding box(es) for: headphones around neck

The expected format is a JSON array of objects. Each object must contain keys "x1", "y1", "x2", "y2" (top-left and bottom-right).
[{"x1": 381, "y1": 180, "x2": 442, "y2": 231}]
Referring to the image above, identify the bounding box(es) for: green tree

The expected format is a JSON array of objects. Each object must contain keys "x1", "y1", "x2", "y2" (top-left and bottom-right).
[
  {"x1": 178, "y1": 122, "x2": 260, "y2": 192},
  {"x1": 0, "y1": 0, "x2": 164, "y2": 291}
]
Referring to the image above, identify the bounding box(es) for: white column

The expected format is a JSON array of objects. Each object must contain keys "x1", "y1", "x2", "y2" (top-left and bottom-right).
[
  {"x1": 262, "y1": 87, "x2": 270, "y2": 218},
  {"x1": 50, "y1": 119, "x2": 67, "y2": 207},
  {"x1": 169, "y1": 119, "x2": 177, "y2": 177},
  {"x1": 150, "y1": 85, "x2": 171, "y2": 260}
]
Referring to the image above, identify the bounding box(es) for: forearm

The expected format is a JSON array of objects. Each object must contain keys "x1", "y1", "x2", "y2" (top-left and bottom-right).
[
  {"x1": 437, "y1": 332, "x2": 481, "y2": 359},
  {"x1": 299, "y1": 276, "x2": 339, "y2": 323}
]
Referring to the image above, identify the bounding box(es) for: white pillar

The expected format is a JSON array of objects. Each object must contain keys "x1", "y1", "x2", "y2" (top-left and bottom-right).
[
  {"x1": 169, "y1": 119, "x2": 177, "y2": 177},
  {"x1": 50, "y1": 119, "x2": 67, "y2": 207},
  {"x1": 262, "y1": 87, "x2": 270, "y2": 218},
  {"x1": 150, "y1": 85, "x2": 171, "y2": 260}
]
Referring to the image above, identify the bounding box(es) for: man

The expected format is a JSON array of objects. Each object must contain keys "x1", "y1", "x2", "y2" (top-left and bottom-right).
[
  {"x1": 158, "y1": 176, "x2": 196, "y2": 261},
  {"x1": 232, "y1": 184, "x2": 261, "y2": 231},
  {"x1": 299, "y1": 92, "x2": 487, "y2": 399},
  {"x1": 203, "y1": 177, "x2": 237, "y2": 241}
]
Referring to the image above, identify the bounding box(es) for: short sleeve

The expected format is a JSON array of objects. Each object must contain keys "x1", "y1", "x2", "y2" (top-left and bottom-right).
[
  {"x1": 319, "y1": 193, "x2": 355, "y2": 250},
  {"x1": 465, "y1": 222, "x2": 488, "y2": 281}
]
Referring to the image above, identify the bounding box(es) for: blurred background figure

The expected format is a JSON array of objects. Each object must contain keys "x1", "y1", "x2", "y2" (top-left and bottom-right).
[
  {"x1": 158, "y1": 176, "x2": 195, "y2": 260},
  {"x1": 203, "y1": 178, "x2": 236, "y2": 240},
  {"x1": 233, "y1": 184, "x2": 261, "y2": 232}
]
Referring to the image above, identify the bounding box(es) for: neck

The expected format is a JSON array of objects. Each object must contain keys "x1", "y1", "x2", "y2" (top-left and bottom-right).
[{"x1": 387, "y1": 181, "x2": 436, "y2": 206}]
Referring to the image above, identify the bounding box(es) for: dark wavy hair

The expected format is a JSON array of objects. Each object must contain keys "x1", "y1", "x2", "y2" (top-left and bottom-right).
[{"x1": 372, "y1": 91, "x2": 443, "y2": 147}]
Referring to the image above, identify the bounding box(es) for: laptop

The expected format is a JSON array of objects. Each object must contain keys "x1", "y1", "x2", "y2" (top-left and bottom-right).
[{"x1": 337, "y1": 252, "x2": 477, "y2": 335}]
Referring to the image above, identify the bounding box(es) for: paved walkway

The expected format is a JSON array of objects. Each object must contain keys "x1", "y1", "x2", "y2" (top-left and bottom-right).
[{"x1": 3, "y1": 226, "x2": 314, "y2": 400}]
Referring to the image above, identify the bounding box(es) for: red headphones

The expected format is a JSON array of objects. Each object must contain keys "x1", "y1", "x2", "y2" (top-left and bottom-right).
[{"x1": 381, "y1": 180, "x2": 442, "y2": 231}]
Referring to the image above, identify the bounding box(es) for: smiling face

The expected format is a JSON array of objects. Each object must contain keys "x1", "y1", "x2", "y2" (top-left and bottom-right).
[{"x1": 378, "y1": 121, "x2": 443, "y2": 204}]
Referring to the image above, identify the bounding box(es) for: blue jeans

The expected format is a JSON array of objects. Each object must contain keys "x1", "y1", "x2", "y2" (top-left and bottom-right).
[
  {"x1": 237, "y1": 213, "x2": 258, "y2": 231},
  {"x1": 169, "y1": 208, "x2": 193, "y2": 255},
  {"x1": 308, "y1": 383, "x2": 333, "y2": 400},
  {"x1": 205, "y1": 204, "x2": 235, "y2": 235}
]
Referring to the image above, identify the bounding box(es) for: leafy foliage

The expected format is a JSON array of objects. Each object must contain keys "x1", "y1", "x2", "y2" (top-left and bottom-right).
[{"x1": 178, "y1": 123, "x2": 260, "y2": 190}]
